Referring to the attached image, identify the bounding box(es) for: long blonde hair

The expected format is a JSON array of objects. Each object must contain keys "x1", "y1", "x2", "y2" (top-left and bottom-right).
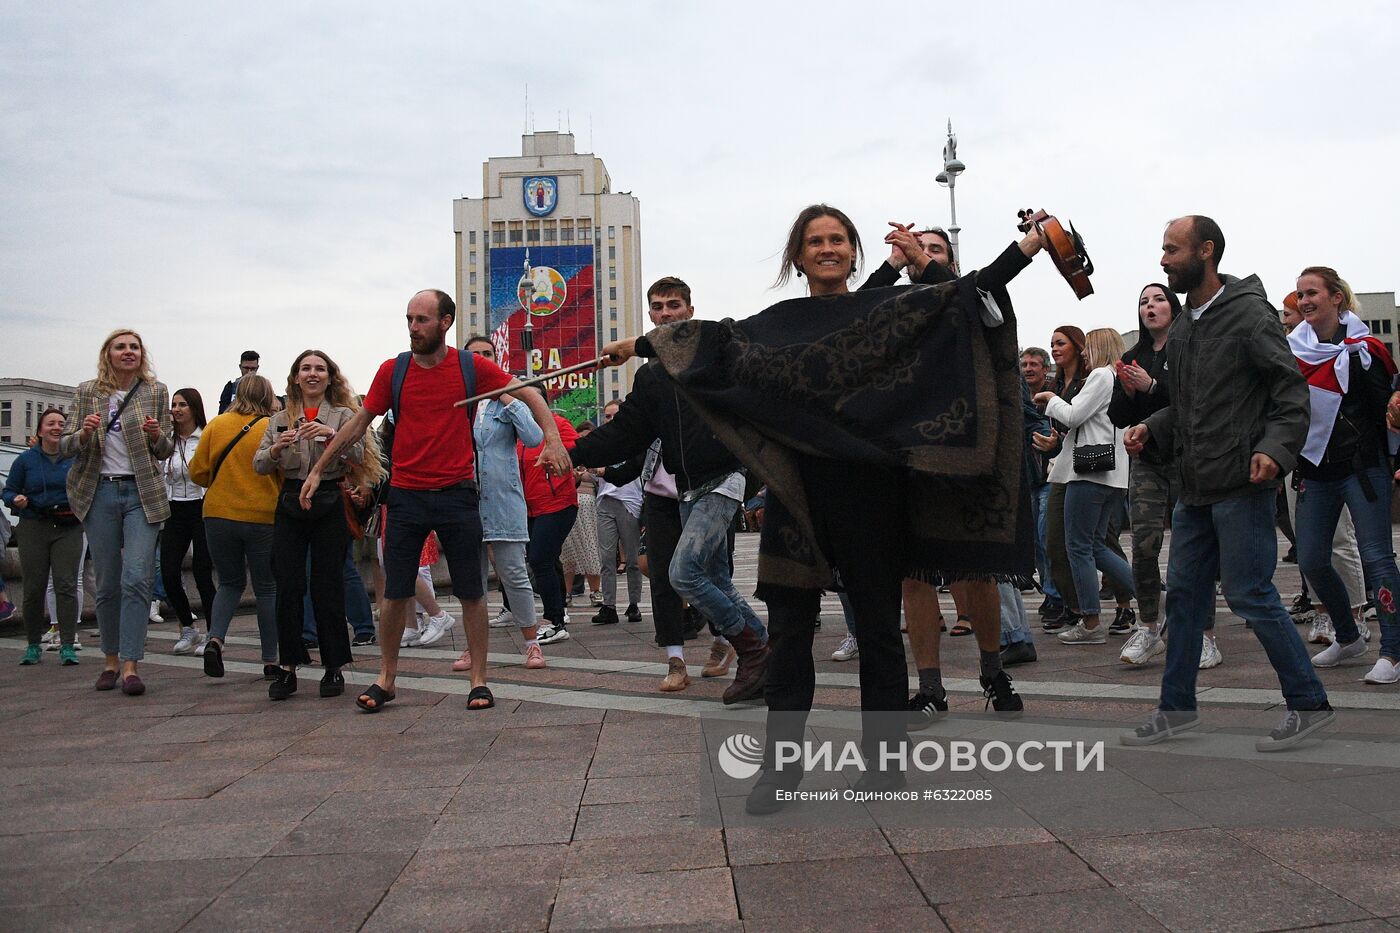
[
  {"x1": 1084, "y1": 328, "x2": 1126, "y2": 371},
  {"x1": 94, "y1": 328, "x2": 156, "y2": 394}
]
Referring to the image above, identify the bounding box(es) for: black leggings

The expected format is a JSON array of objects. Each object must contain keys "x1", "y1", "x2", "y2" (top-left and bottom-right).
[
  {"x1": 527, "y1": 506, "x2": 577, "y2": 625},
  {"x1": 161, "y1": 498, "x2": 216, "y2": 629},
  {"x1": 762, "y1": 457, "x2": 909, "y2": 759}
]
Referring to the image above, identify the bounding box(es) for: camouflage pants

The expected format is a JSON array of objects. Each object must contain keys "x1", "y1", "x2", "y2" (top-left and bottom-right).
[{"x1": 1129, "y1": 458, "x2": 1177, "y2": 624}]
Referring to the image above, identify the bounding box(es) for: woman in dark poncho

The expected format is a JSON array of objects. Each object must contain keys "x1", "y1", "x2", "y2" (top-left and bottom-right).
[{"x1": 598, "y1": 203, "x2": 1046, "y2": 814}]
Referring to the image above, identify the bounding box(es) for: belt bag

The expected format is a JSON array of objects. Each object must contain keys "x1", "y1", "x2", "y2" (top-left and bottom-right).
[{"x1": 1072, "y1": 423, "x2": 1116, "y2": 475}]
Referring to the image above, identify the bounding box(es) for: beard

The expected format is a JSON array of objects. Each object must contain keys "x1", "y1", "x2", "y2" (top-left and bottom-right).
[
  {"x1": 1166, "y1": 257, "x2": 1205, "y2": 295},
  {"x1": 411, "y1": 330, "x2": 445, "y2": 355}
]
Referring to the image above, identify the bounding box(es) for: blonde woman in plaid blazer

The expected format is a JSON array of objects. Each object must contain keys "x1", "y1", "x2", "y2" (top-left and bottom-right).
[{"x1": 60, "y1": 329, "x2": 173, "y2": 695}]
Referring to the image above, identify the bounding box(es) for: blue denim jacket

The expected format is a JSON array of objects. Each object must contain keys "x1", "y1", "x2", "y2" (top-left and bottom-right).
[
  {"x1": 2, "y1": 444, "x2": 75, "y2": 522},
  {"x1": 473, "y1": 398, "x2": 543, "y2": 542}
]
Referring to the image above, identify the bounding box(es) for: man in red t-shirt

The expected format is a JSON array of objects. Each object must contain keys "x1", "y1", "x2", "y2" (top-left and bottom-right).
[{"x1": 301, "y1": 288, "x2": 569, "y2": 712}]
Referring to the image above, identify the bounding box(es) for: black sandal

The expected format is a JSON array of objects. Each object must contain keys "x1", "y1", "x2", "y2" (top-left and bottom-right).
[
  {"x1": 356, "y1": 683, "x2": 395, "y2": 712},
  {"x1": 949, "y1": 616, "x2": 974, "y2": 637},
  {"x1": 203, "y1": 639, "x2": 224, "y2": 678},
  {"x1": 467, "y1": 685, "x2": 495, "y2": 710}
]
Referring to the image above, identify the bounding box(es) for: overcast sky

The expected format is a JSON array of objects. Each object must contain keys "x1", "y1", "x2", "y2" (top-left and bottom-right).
[{"x1": 2, "y1": 1, "x2": 1396, "y2": 403}]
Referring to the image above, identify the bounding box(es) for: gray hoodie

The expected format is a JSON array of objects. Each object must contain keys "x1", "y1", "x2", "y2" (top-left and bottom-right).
[{"x1": 1143, "y1": 274, "x2": 1309, "y2": 506}]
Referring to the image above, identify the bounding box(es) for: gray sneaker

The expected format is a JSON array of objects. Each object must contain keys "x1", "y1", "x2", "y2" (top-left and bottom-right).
[
  {"x1": 1120, "y1": 710, "x2": 1201, "y2": 746},
  {"x1": 1256, "y1": 706, "x2": 1335, "y2": 752}
]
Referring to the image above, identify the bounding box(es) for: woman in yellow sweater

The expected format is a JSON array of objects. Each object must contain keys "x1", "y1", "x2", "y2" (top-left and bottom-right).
[{"x1": 189, "y1": 375, "x2": 280, "y2": 678}]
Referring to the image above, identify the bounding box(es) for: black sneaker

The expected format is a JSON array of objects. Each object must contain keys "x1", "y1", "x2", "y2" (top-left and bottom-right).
[
  {"x1": 263, "y1": 664, "x2": 281, "y2": 680},
  {"x1": 853, "y1": 768, "x2": 907, "y2": 793},
  {"x1": 999, "y1": 641, "x2": 1038, "y2": 666},
  {"x1": 352, "y1": 632, "x2": 378, "y2": 647},
  {"x1": 980, "y1": 670, "x2": 1024, "y2": 715},
  {"x1": 1282, "y1": 545, "x2": 1297, "y2": 564},
  {"x1": 907, "y1": 689, "x2": 948, "y2": 730},
  {"x1": 301, "y1": 638, "x2": 319, "y2": 651},
  {"x1": 1109, "y1": 607, "x2": 1136, "y2": 635},
  {"x1": 203, "y1": 639, "x2": 224, "y2": 678},
  {"x1": 744, "y1": 769, "x2": 800, "y2": 816},
  {"x1": 1257, "y1": 703, "x2": 1335, "y2": 752},
  {"x1": 591, "y1": 605, "x2": 620, "y2": 626},
  {"x1": 268, "y1": 669, "x2": 297, "y2": 701},
  {"x1": 1043, "y1": 611, "x2": 1079, "y2": 635},
  {"x1": 1037, "y1": 597, "x2": 1063, "y2": 618},
  {"x1": 319, "y1": 668, "x2": 345, "y2": 698},
  {"x1": 624, "y1": 603, "x2": 643, "y2": 623}
]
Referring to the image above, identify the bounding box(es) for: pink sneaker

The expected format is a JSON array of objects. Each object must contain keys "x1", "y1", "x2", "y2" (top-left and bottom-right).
[
  {"x1": 451, "y1": 648, "x2": 472, "y2": 672},
  {"x1": 524, "y1": 643, "x2": 546, "y2": 669}
]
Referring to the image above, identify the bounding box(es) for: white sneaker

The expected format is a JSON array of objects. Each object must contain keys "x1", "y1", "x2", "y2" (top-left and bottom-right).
[
  {"x1": 149, "y1": 601, "x2": 164, "y2": 624},
  {"x1": 194, "y1": 640, "x2": 206, "y2": 657},
  {"x1": 1312, "y1": 637, "x2": 1368, "y2": 668},
  {"x1": 1309, "y1": 615, "x2": 1335, "y2": 645},
  {"x1": 1356, "y1": 615, "x2": 1373, "y2": 643},
  {"x1": 1058, "y1": 622, "x2": 1107, "y2": 645},
  {"x1": 1199, "y1": 635, "x2": 1222, "y2": 669},
  {"x1": 72, "y1": 634, "x2": 83, "y2": 651},
  {"x1": 1120, "y1": 626, "x2": 1166, "y2": 665},
  {"x1": 172, "y1": 627, "x2": 204, "y2": 655},
  {"x1": 537, "y1": 623, "x2": 571, "y2": 645},
  {"x1": 42, "y1": 625, "x2": 60, "y2": 651},
  {"x1": 414, "y1": 611, "x2": 455, "y2": 647},
  {"x1": 1362, "y1": 657, "x2": 1400, "y2": 684},
  {"x1": 489, "y1": 609, "x2": 517, "y2": 629},
  {"x1": 831, "y1": 634, "x2": 859, "y2": 661},
  {"x1": 401, "y1": 615, "x2": 426, "y2": 648},
  {"x1": 590, "y1": 591, "x2": 604, "y2": 606}
]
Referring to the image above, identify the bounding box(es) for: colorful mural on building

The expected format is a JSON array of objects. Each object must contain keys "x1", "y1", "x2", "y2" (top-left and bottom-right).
[{"x1": 487, "y1": 244, "x2": 598, "y2": 425}]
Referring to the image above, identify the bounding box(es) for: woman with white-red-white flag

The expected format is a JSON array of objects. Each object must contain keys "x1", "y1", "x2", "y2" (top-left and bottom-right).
[{"x1": 1288, "y1": 265, "x2": 1400, "y2": 684}]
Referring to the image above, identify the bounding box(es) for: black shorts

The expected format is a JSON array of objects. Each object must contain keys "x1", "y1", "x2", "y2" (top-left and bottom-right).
[{"x1": 382, "y1": 484, "x2": 485, "y2": 601}]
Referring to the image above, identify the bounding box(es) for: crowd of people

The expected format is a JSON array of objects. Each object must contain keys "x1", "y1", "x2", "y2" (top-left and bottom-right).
[{"x1": 4, "y1": 207, "x2": 1398, "y2": 816}]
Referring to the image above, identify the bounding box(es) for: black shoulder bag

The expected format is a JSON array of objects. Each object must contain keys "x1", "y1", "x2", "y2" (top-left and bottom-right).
[
  {"x1": 209, "y1": 416, "x2": 267, "y2": 486},
  {"x1": 1072, "y1": 422, "x2": 1117, "y2": 475}
]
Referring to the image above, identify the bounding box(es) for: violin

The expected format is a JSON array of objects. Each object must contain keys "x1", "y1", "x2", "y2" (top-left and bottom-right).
[{"x1": 1016, "y1": 209, "x2": 1094, "y2": 300}]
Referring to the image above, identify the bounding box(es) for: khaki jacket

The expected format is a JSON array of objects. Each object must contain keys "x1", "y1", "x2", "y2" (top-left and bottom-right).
[
  {"x1": 253, "y1": 406, "x2": 362, "y2": 481},
  {"x1": 59, "y1": 379, "x2": 174, "y2": 523}
]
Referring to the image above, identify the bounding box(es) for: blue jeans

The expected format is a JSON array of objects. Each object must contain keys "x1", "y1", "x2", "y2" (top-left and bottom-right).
[
  {"x1": 303, "y1": 544, "x2": 376, "y2": 640},
  {"x1": 1000, "y1": 582, "x2": 1035, "y2": 646},
  {"x1": 1032, "y1": 483, "x2": 1059, "y2": 600},
  {"x1": 1063, "y1": 481, "x2": 1135, "y2": 616},
  {"x1": 204, "y1": 518, "x2": 278, "y2": 662},
  {"x1": 674, "y1": 493, "x2": 766, "y2": 642},
  {"x1": 86, "y1": 478, "x2": 161, "y2": 661},
  {"x1": 1297, "y1": 465, "x2": 1400, "y2": 660},
  {"x1": 1160, "y1": 487, "x2": 1329, "y2": 711}
]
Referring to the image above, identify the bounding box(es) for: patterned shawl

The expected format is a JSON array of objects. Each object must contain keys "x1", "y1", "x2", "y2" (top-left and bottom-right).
[{"x1": 643, "y1": 274, "x2": 1034, "y2": 592}]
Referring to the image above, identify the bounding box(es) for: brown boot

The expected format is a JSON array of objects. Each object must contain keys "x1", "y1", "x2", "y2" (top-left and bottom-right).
[
  {"x1": 659, "y1": 657, "x2": 690, "y2": 692},
  {"x1": 701, "y1": 638, "x2": 736, "y2": 678},
  {"x1": 722, "y1": 628, "x2": 769, "y2": 705}
]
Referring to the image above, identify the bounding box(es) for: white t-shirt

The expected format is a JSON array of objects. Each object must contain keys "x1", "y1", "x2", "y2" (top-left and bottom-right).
[
  {"x1": 99, "y1": 391, "x2": 134, "y2": 477},
  {"x1": 1189, "y1": 284, "x2": 1226, "y2": 321},
  {"x1": 597, "y1": 475, "x2": 644, "y2": 518}
]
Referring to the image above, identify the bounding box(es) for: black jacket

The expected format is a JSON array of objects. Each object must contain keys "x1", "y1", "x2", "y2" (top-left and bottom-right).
[
  {"x1": 571, "y1": 360, "x2": 741, "y2": 493},
  {"x1": 1143, "y1": 274, "x2": 1309, "y2": 505},
  {"x1": 1108, "y1": 340, "x2": 1173, "y2": 464}
]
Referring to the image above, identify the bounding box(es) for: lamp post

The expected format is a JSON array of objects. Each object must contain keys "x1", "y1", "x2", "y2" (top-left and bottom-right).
[
  {"x1": 934, "y1": 119, "x2": 965, "y2": 268},
  {"x1": 519, "y1": 248, "x2": 537, "y2": 380}
]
